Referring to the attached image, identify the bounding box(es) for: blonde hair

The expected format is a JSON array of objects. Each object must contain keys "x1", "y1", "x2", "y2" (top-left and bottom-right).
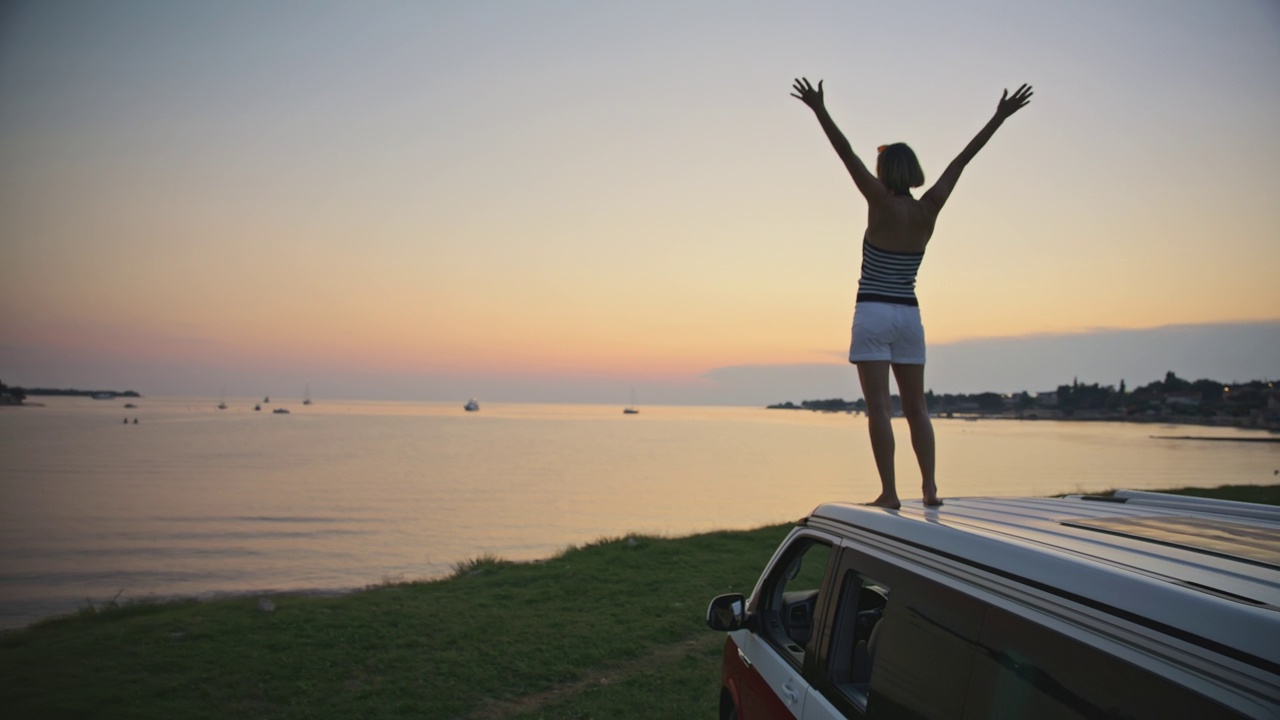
[{"x1": 876, "y1": 143, "x2": 925, "y2": 194}]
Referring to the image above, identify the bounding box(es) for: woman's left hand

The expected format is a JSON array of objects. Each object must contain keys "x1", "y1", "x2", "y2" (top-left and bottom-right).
[
  {"x1": 791, "y1": 77, "x2": 825, "y2": 111},
  {"x1": 995, "y1": 84, "x2": 1033, "y2": 119}
]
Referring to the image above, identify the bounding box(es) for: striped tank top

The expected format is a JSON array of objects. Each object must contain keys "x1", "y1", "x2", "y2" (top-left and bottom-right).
[{"x1": 856, "y1": 237, "x2": 924, "y2": 306}]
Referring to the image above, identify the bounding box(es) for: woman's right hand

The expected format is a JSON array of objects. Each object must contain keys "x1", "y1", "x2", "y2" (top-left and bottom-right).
[
  {"x1": 995, "y1": 84, "x2": 1033, "y2": 119},
  {"x1": 791, "y1": 77, "x2": 825, "y2": 111}
]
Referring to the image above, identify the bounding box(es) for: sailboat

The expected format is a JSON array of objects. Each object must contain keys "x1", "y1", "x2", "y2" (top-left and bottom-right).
[
  {"x1": 303, "y1": 384, "x2": 312, "y2": 406},
  {"x1": 623, "y1": 388, "x2": 639, "y2": 415},
  {"x1": 217, "y1": 388, "x2": 227, "y2": 410},
  {"x1": 464, "y1": 398, "x2": 480, "y2": 412}
]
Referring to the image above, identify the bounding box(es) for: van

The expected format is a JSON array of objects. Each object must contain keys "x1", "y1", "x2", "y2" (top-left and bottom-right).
[{"x1": 706, "y1": 491, "x2": 1280, "y2": 718}]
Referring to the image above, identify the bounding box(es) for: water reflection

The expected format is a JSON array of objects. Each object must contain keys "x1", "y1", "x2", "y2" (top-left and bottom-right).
[{"x1": 1, "y1": 397, "x2": 1274, "y2": 628}]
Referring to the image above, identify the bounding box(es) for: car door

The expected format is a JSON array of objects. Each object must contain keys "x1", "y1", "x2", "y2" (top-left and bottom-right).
[
  {"x1": 735, "y1": 531, "x2": 837, "y2": 718},
  {"x1": 731, "y1": 628, "x2": 812, "y2": 718}
]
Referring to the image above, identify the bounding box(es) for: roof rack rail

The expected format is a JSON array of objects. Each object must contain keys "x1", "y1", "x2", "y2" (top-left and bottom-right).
[{"x1": 1110, "y1": 490, "x2": 1280, "y2": 522}]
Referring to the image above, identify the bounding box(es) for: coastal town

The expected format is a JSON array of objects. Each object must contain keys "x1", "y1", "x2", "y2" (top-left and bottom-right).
[{"x1": 769, "y1": 372, "x2": 1280, "y2": 430}]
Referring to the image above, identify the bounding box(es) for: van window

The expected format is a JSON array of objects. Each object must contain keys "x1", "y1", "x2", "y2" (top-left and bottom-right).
[
  {"x1": 814, "y1": 554, "x2": 984, "y2": 717},
  {"x1": 756, "y1": 539, "x2": 833, "y2": 668},
  {"x1": 824, "y1": 571, "x2": 889, "y2": 711},
  {"x1": 966, "y1": 607, "x2": 1237, "y2": 719}
]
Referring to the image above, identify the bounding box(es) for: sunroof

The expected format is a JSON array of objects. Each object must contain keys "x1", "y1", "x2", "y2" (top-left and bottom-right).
[{"x1": 1062, "y1": 516, "x2": 1280, "y2": 569}]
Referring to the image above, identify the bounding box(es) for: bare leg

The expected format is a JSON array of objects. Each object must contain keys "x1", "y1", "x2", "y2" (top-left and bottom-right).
[
  {"x1": 892, "y1": 363, "x2": 941, "y2": 506},
  {"x1": 857, "y1": 361, "x2": 899, "y2": 509}
]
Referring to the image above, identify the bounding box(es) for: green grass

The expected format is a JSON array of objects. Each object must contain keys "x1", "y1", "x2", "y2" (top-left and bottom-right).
[
  {"x1": 2, "y1": 484, "x2": 1276, "y2": 719},
  {"x1": 0, "y1": 526, "x2": 792, "y2": 720}
]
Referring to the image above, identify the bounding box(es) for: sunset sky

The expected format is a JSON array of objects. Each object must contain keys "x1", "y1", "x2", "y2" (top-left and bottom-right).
[{"x1": 2, "y1": 1, "x2": 1278, "y2": 405}]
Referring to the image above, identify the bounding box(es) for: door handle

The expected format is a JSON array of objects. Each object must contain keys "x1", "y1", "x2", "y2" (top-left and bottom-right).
[
  {"x1": 782, "y1": 681, "x2": 800, "y2": 705},
  {"x1": 737, "y1": 647, "x2": 752, "y2": 669}
]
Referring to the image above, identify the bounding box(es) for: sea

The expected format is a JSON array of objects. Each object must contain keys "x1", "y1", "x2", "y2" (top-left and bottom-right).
[{"x1": 1, "y1": 396, "x2": 1276, "y2": 630}]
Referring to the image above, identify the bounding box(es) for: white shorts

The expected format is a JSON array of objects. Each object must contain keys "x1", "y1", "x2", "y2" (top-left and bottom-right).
[{"x1": 848, "y1": 302, "x2": 926, "y2": 364}]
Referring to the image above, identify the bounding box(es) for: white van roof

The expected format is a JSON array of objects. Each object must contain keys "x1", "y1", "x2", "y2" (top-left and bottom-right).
[{"x1": 806, "y1": 492, "x2": 1280, "y2": 671}]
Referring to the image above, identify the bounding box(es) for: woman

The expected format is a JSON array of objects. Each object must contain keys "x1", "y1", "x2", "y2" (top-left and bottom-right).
[{"x1": 791, "y1": 77, "x2": 1032, "y2": 509}]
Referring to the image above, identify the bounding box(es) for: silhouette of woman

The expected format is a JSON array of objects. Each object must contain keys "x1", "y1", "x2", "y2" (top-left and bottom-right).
[{"x1": 791, "y1": 78, "x2": 1032, "y2": 508}]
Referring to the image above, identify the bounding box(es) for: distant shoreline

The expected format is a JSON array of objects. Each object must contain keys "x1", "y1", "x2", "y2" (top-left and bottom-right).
[
  {"x1": 981, "y1": 413, "x2": 1278, "y2": 432},
  {"x1": 1149, "y1": 435, "x2": 1280, "y2": 444},
  {"x1": 21, "y1": 388, "x2": 141, "y2": 398},
  {"x1": 768, "y1": 402, "x2": 1278, "y2": 433}
]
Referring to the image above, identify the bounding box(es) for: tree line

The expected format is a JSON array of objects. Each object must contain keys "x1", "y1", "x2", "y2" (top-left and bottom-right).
[
  {"x1": 769, "y1": 371, "x2": 1276, "y2": 418},
  {"x1": 0, "y1": 382, "x2": 141, "y2": 402}
]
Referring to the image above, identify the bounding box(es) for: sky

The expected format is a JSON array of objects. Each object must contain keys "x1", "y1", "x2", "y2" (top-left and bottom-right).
[{"x1": 2, "y1": 0, "x2": 1278, "y2": 405}]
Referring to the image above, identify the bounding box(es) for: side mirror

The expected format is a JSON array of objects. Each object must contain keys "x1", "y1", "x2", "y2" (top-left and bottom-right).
[{"x1": 706, "y1": 593, "x2": 748, "y2": 632}]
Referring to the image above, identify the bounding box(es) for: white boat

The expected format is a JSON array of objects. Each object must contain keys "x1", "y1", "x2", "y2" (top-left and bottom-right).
[{"x1": 464, "y1": 398, "x2": 479, "y2": 412}]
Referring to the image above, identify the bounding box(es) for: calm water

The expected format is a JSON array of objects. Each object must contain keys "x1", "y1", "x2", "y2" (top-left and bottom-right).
[{"x1": 2, "y1": 396, "x2": 1276, "y2": 629}]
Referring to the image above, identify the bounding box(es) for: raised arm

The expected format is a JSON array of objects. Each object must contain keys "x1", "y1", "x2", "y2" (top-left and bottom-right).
[
  {"x1": 921, "y1": 84, "x2": 1033, "y2": 213},
  {"x1": 791, "y1": 77, "x2": 888, "y2": 204}
]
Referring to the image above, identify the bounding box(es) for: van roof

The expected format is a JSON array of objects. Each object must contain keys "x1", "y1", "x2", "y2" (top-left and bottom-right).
[{"x1": 806, "y1": 492, "x2": 1280, "y2": 671}]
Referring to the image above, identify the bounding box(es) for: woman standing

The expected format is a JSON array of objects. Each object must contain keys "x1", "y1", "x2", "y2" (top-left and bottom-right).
[{"x1": 791, "y1": 77, "x2": 1032, "y2": 508}]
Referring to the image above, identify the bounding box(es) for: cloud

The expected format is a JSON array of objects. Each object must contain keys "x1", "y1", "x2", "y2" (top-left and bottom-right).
[
  {"x1": 3, "y1": 321, "x2": 1275, "y2": 406},
  {"x1": 692, "y1": 320, "x2": 1280, "y2": 405},
  {"x1": 694, "y1": 363, "x2": 854, "y2": 407},
  {"x1": 928, "y1": 321, "x2": 1280, "y2": 393}
]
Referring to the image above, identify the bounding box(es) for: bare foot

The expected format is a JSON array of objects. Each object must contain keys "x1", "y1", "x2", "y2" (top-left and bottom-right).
[
  {"x1": 866, "y1": 494, "x2": 901, "y2": 510},
  {"x1": 923, "y1": 484, "x2": 943, "y2": 507}
]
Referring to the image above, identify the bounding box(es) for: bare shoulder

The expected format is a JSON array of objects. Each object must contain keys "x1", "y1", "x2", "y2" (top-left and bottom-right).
[{"x1": 866, "y1": 198, "x2": 937, "y2": 251}]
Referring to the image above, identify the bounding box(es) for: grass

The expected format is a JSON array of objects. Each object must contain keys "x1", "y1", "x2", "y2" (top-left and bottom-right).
[
  {"x1": 0, "y1": 526, "x2": 792, "y2": 719},
  {"x1": 2, "y1": 484, "x2": 1276, "y2": 719}
]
